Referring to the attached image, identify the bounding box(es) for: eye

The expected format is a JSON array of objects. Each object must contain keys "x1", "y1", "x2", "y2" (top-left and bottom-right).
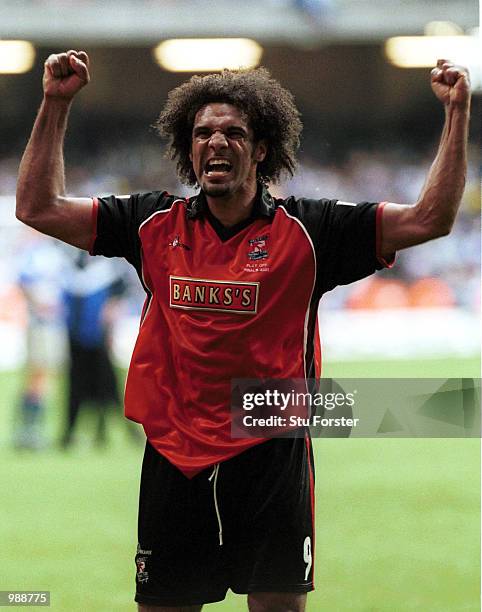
[
  {"x1": 193, "y1": 128, "x2": 211, "y2": 140},
  {"x1": 227, "y1": 129, "x2": 247, "y2": 140}
]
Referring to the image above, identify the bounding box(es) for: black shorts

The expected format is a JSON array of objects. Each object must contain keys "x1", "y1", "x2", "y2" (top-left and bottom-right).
[{"x1": 135, "y1": 436, "x2": 315, "y2": 607}]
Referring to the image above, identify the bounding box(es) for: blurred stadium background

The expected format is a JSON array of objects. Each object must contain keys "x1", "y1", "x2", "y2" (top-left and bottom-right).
[{"x1": 0, "y1": 1, "x2": 480, "y2": 610}]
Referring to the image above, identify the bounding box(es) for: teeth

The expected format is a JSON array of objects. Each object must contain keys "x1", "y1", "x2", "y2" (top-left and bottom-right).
[
  {"x1": 205, "y1": 160, "x2": 232, "y2": 175},
  {"x1": 206, "y1": 159, "x2": 231, "y2": 167}
]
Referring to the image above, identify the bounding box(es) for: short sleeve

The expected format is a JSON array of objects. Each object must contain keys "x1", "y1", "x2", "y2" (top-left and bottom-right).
[
  {"x1": 318, "y1": 200, "x2": 394, "y2": 291},
  {"x1": 282, "y1": 197, "x2": 395, "y2": 294},
  {"x1": 90, "y1": 191, "x2": 174, "y2": 272}
]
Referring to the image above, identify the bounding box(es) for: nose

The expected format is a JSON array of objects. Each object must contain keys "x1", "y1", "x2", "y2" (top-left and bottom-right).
[{"x1": 208, "y1": 129, "x2": 228, "y2": 149}]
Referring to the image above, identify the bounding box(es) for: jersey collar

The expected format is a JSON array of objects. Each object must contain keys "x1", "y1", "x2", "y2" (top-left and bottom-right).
[{"x1": 187, "y1": 182, "x2": 275, "y2": 220}]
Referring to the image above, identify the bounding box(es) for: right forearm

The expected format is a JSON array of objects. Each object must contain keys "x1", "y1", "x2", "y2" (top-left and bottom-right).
[
  {"x1": 16, "y1": 96, "x2": 72, "y2": 224},
  {"x1": 15, "y1": 50, "x2": 93, "y2": 249}
]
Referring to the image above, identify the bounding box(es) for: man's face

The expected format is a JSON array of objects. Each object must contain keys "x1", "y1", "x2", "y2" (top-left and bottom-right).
[{"x1": 190, "y1": 103, "x2": 266, "y2": 199}]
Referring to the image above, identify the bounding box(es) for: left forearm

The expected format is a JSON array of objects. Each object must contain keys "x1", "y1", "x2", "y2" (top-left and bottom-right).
[
  {"x1": 414, "y1": 101, "x2": 470, "y2": 237},
  {"x1": 380, "y1": 61, "x2": 471, "y2": 255}
]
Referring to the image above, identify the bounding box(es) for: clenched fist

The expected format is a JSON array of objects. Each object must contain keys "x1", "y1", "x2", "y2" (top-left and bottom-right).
[
  {"x1": 43, "y1": 50, "x2": 90, "y2": 100},
  {"x1": 431, "y1": 59, "x2": 470, "y2": 109}
]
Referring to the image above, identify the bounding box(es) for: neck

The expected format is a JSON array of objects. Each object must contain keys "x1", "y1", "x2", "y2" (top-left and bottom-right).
[{"x1": 205, "y1": 183, "x2": 258, "y2": 227}]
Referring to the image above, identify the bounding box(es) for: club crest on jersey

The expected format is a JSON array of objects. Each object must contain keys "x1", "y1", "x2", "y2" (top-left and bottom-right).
[
  {"x1": 170, "y1": 276, "x2": 259, "y2": 314},
  {"x1": 169, "y1": 234, "x2": 191, "y2": 250},
  {"x1": 247, "y1": 234, "x2": 269, "y2": 261}
]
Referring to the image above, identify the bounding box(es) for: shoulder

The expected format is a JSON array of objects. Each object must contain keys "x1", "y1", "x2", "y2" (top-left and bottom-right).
[
  {"x1": 129, "y1": 190, "x2": 185, "y2": 212},
  {"x1": 270, "y1": 195, "x2": 380, "y2": 249},
  {"x1": 273, "y1": 195, "x2": 377, "y2": 223},
  {"x1": 97, "y1": 190, "x2": 188, "y2": 227},
  {"x1": 272, "y1": 195, "x2": 338, "y2": 232},
  {"x1": 273, "y1": 195, "x2": 336, "y2": 216}
]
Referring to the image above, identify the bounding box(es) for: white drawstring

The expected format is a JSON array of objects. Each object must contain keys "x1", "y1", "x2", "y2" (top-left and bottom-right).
[{"x1": 208, "y1": 464, "x2": 223, "y2": 546}]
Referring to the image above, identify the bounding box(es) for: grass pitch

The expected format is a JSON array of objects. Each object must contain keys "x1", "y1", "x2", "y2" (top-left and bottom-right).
[{"x1": 0, "y1": 357, "x2": 480, "y2": 611}]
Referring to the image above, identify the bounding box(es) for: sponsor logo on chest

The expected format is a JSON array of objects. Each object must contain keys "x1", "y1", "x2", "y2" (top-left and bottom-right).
[{"x1": 170, "y1": 276, "x2": 259, "y2": 314}]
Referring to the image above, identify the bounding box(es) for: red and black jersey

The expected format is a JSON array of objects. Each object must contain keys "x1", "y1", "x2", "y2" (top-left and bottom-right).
[{"x1": 91, "y1": 184, "x2": 393, "y2": 477}]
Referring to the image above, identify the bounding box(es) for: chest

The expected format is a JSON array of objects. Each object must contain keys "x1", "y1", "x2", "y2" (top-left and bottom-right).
[{"x1": 139, "y1": 205, "x2": 316, "y2": 315}]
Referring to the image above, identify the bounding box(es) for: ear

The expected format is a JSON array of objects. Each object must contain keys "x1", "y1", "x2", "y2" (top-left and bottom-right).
[{"x1": 254, "y1": 140, "x2": 267, "y2": 163}]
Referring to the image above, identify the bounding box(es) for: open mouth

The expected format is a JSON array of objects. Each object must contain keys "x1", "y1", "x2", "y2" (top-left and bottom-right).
[{"x1": 204, "y1": 159, "x2": 233, "y2": 177}]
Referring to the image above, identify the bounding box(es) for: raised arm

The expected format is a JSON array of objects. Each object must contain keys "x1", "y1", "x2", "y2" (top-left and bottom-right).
[
  {"x1": 380, "y1": 59, "x2": 471, "y2": 257},
  {"x1": 16, "y1": 50, "x2": 94, "y2": 250}
]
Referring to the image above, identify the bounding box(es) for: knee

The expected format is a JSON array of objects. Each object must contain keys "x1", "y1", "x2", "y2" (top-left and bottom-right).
[{"x1": 248, "y1": 592, "x2": 306, "y2": 612}]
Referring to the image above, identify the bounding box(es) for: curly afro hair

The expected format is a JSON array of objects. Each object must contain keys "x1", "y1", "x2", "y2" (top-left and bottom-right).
[{"x1": 154, "y1": 67, "x2": 302, "y2": 186}]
